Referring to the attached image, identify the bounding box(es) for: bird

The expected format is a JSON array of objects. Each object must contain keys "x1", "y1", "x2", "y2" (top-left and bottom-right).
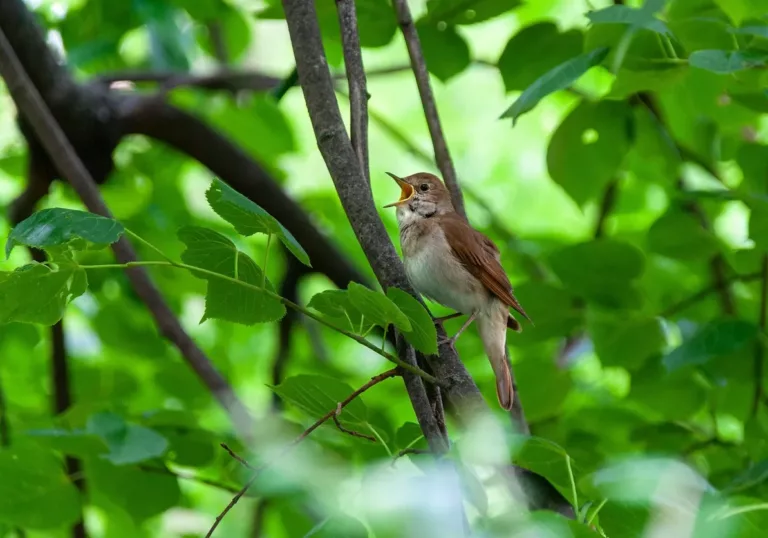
[{"x1": 384, "y1": 171, "x2": 531, "y2": 411}]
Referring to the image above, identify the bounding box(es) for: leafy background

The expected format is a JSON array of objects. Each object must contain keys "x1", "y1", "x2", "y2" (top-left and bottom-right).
[{"x1": 2, "y1": 0, "x2": 768, "y2": 536}]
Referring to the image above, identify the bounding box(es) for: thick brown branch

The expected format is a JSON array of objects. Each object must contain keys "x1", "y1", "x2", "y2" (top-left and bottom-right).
[
  {"x1": 0, "y1": 25, "x2": 254, "y2": 441},
  {"x1": 97, "y1": 70, "x2": 282, "y2": 93},
  {"x1": 390, "y1": 0, "x2": 465, "y2": 218},
  {"x1": 207, "y1": 369, "x2": 399, "y2": 537},
  {"x1": 335, "y1": 0, "x2": 369, "y2": 182}
]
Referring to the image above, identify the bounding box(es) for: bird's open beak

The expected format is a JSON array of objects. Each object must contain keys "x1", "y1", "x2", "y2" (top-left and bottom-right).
[{"x1": 383, "y1": 172, "x2": 414, "y2": 208}]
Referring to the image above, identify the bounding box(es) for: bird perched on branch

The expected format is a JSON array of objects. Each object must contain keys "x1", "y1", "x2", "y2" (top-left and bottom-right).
[{"x1": 384, "y1": 172, "x2": 531, "y2": 410}]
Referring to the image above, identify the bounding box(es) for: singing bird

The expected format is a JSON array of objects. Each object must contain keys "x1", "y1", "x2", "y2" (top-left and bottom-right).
[{"x1": 384, "y1": 172, "x2": 531, "y2": 410}]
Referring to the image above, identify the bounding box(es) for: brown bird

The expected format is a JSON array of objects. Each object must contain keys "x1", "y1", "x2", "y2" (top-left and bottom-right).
[{"x1": 384, "y1": 171, "x2": 531, "y2": 410}]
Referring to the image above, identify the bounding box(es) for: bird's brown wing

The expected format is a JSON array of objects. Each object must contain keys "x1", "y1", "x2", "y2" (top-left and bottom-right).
[{"x1": 439, "y1": 213, "x2": 531, "y2": 323}]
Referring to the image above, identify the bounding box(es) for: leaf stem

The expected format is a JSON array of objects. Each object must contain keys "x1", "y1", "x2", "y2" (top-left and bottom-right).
[
  {"x1": 587, "y1": 499, "x2": 607, "y2": 526},
  {"x1": 80, "y1": 260, "x2": 440, "y2": 385},
  {"x1": 566, "y1": 454, "x2": 578, "y2": 512},
  {"x1": 125, "y1": 229, "x2": 175, "y2": 264},
  {"x1": 263, "y1": 232, "x2": 272, "y2": 289}
]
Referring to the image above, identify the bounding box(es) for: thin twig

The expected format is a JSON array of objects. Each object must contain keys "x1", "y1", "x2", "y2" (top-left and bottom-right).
[
  {"x1": 661, "y1": 271, "x2": 762, "y2": 318},
  {"x1": 0, "y1": 25, "x2": 254, "y2": 441},
  {"x1": 335, "y1": 0, "x2": 369, "y2": 182},
  {"x1": 753, "y1": 255, "x2": 768, "y2": 416},
  {"x1": 205, "y1": 369, "x2": 399, "y2": 537},
  {"x1": 221, "y1": 443, "x2": 256, "y2": 470},
  {"x1": 393, "y1": 447, "x2": 430, "y2": 461},
  {"x1": 391, "y1": 0, "x2": 465, "y2": 218},
  {"x1": 138, "y1": 465, "x2": 244, "y2": 495},
  {"x1": 333, "y1": 403, "x2": 376, "y2": 441}
]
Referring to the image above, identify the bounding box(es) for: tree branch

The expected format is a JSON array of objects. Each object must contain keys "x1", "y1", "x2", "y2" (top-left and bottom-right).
[
  {"x1": 594, "y1": 179, "x2": 619, "y2": 238},
  {"x1": 206, "y1": 368, "x2": 399, "y2": 537},
  {"x1": 335, "y1": 0, "x2": 369, "y2": 182},
  {"x1": 0, "y1": 25, "x2": 254, "y2": 441},
  {"x1": 390, "y1": 0, "x2": 465, "y2": 218}
]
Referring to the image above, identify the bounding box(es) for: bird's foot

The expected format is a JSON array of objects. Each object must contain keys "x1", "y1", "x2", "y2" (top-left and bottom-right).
[{"x1": 437, "y1": 335, "x2": 458, "y2": 349}]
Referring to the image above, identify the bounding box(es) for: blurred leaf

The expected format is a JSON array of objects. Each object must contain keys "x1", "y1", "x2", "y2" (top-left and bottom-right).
[
  {"x1": 25, "y1": 428, "x2": 107, "y2": 459},
  {"x1": 386, "y1": 288, "x2": 437, "y2": 354},
  {"x1": 549, "y1": 239, "x2": 645, "y2": 309},
  {"x1": 714, "y1": 0, "x2": 749, "y2": 25},
  {"x1": 501, "y1": 47, "x2": 609, "y2": 124},
  {"x1": 424, "y1": 0, "x2": 521, "y2": 25},
  {"x1": 272, "y1": 375, "x2": 369, "y2": 431},
  {"x1": 585, "y1": 22, "x2": 679, "y2": 71},
  {"x1": 511, "y1": 436, "x2": 581, "y2": 505},
  {"x1": 178, "y1": 225, "x2": 286, "y2": 324},
  {"x1": 731, "y1": 26, "x2": 768, "y2": 39},
  {"x1": 87, "y1": 458, "x2": 180, "y2": 522},
  {"x1": 505, "y1": 511, "x2": 597, "y2": 537},
  {"x1": 415, "y1": 22, "x2": 470, "y2": 82},
  {"x1": 206, "y1": 178, "x2": 310, "y2": 266},
  {"x1": 546, "y1": 100, "x2": 633, "y2": 205},
  {"x1": 631, "y1": 362, "x2": 708, "y2": 420},
  {"x1": 395, "y1": 422, "x2": 427, "y2": 450},
  {"x1": 0, "y1": 263, "x2": 87, "y2": 325},
  {"x1": 663, "y1": 319, "x2": 758, "y2": 371},
  {"x1": 647, "y1": 209, "x2": 720, "y2": 260},
  {"x1": 509, "y1": 282, "x2": 582, "y2": 345},
  {"x1": 516, "y1": 357, "x2": 572, "y2": 421},
  {"x1": 456, "y1": 462, "x2": 488, "y2": 516},
  {"x1": 608, "y1": 66, "x2": 688, "y2": 99},
  {"x1": 588, "y1": 312, "x2": 665, "y2": 370},
  {"x1": 731, "y1": 91, "x2": 768, "y2": 114},
  {"x1": 197, "y1": 6, "x2": 251, "y2": 61},
  {"x1": 726, "y1": 460, "x2": 768, "y2": 493},
  {"x1": 0, "y1": 443, "x2": 82, "y2": 529},
  {"x1": 137, "y1": 0, "x2": 191, "y2": 70},
  {"x1": 348, "y1": 282, "x2": 411, "y2": 332},
  {"x1": 497, "y1": 23, "x2": 584, "y2": 93},
  {"x1": 750, "y1": 200, "x2": 768, "y2": 251},
  {"x1": 312, "y1": 514, "x2": 369, "y2": 537},
  {"x1": 690, "y1": 49, "x2": 768, "y2": 74},
  {"x1": 308, "y1": 289, "x2": 370, "y2": 334},
  {"x1": 5, "y1": 208, "x2": 124, "y2": 258},
  {"x1": 587, "y1": 5, "x2": 671, "y2": 35},
  {"x1": 87, "y1": 412, "x2": 168, "y2": 466}
]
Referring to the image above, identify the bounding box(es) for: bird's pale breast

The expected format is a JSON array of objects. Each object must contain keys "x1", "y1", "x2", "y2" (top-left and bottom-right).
[{"x1": 401, "y1": 220, "x2": 486, "y2": 315}]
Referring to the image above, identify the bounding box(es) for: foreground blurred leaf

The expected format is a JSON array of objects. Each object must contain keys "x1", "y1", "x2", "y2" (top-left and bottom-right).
[
  {"x1": 0, "y1": 263, "x2": 87, "y2": 325},
  {"x1": 348, "y1": 282, "x2": 411, "y2": 332},
  {"x1": 386, "y1": 288, "x2": 437, "y2": 354},
  {"x1": 690, "y1": 50, "x2": 768, "y2": 74},
  {"x1": 5, "y1": 208, "x2": 124, "y2": 258},
  {"x1": 504, "y1": 511, "x2": 597, "y2": 537},
  {"x1": 0, "y1": 443, "x2": 82, "y2": 529},
  {"x1": 415, "y1": 22, "x2": 470, "y2": 82},
  {"x1": 87, "y1": 412, "x2": 168, "y2": 466},
  {"x1": 178, "y1": 225, "x2": 286, "y2": 324},
  {"x1": 663, "y1": 319, "x2": 758, "y2": 371},
  {"x1": 547, "y1": 100, "x2": 633, "y2": 205},
  {"x1": 497, "y1": 23, "x2": 584, "y2": 93},
  {"x1": 272, "y1": 375, "x2": 369, "y2": 432},
  {"x1": 501, "y1": 47, "x2": 609, "y2": 124},
  {"x1": 586, "y1": 4, "x2": 671, "y2": 35},
  {"x1": 423, "y1": 0, "x2": 521, "y2": 25},
  {"x1": 206, "y1": 178, "x2": 310, "y2": 266},
  {"x1": 549, "y1": 239, "x2": 645, "y2": 309}
]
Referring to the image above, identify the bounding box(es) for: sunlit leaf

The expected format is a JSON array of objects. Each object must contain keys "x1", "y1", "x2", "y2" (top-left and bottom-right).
[
  {"x1": 663, "y1": 319, "x2": 758, "y2": 371},
  {"x1": 0, "y1": 263, "x2": 87, "y2": 325},
  {"x1": 0, "y1": 443, "x2": 82, "y2": 529},
  {"x1": 386, "y1": 288, "x2": 437, "y2": 354},
  {"x1": 178, "y1": 225, "x2": 286, "y2": 324},
  {"x1": 206, "y1": 178, "x2": 310, "y2": 266},
  {"x1": 500, "y1": 47, "x2": 609, "y2": 124},
  {"x1": 5, "y1": 208, "x2": 124, "y2": 258},
  {"x1": 348, "y1": 282, "x2": 411, "y2": 332}
]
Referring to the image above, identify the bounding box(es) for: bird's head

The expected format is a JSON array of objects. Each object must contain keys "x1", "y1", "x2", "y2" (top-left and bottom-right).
[{"x1": 383, "y1": 172, "x2": 453, "y2": 221}]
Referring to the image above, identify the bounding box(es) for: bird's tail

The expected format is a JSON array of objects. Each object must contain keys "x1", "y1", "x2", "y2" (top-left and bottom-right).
[{"x1": 478, "y1": 307, "x2": 514, "y2": 411}]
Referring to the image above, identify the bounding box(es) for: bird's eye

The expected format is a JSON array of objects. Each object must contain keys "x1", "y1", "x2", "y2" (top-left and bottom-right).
[{"x1": 419, "y1": 183, "x2": 429, "y2": 192}]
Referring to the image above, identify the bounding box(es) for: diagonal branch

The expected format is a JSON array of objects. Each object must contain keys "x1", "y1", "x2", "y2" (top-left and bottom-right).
[
  {"x1": 206, "y1": 368, "x2": 399, "y2": 537},
  {"x1": 335, "y1": 0, "x2": 369, "y2": 182},
  {"x1": 0, "y1": 25, "x2": 254, "y2": 441},
  {"x1": 390, "y1": 0, "x2": 465, "y2": 218}
]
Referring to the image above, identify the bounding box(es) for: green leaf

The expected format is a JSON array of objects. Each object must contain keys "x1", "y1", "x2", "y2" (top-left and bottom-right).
[
  {"x1": 588, "y1": 312, "x2": 665, "y2": 370},
  {"x1": 0, "y1": 443, "x2": 82, "y2": 528},
  {"x1": 548, "y1": 100, "x2": 634, "y2": 206},
  {"x1": 647, "y1": 209, "x2": 721, "y2": 260},
  {"x1": 689, "y1": 49, "x2": 768, "y2": 74},
  {"x1": 511, "y1": 436, "x2": 581, "y2": 506},
  {"x1": 307, "y1": 289, "x2": 370, "y2": 334},
  {"x1": 549, "y1": 239, "x2": 645, "y2": 309},
  {"x1": 750, "y1": 200, "x2": 768, "y2": 251},
  {"x1": 504, "y1": 511, "x2": 598, "y2": 538},
  {"x1": 497, "y1": 23, "x2": 584, "y2": 93},
  {"x1": 663, "y1": 320, "x2": 758, "y2": 371},
  {"x1": 272, "y1": 375, "x2": 369, "y2": 431},
  {"x1": 415, "y1": 22, "x2": 470, "y2": 82},
  {"x1": 206, "y1": 178, "x2": 310, "y2": 267},
  {"x1": 731, "y1": 26, "x2": 768, "y2": 39},
  {"x1": 424, "y1": 0, "x2": 521, "y2": 25},
  {"x1": 726, "y1": 460, "x2": 768, "y2": 493},
  {"x1": 0, "y1": 263, "x2": 87, "y2": 325},
  {"x1": 197, "y1": 6, "x2": 251, "y2": 61},
  {"x1": 386, "y1": 288, "x2": 437, "y2": 355},
  {"x1": 500, "y1": 47, "x2": 609, "y2": 124},
  {"x1": 515, "y1": 357, "x2": 572, "y2": 422},
  {"x1": 608, "y1": 66, "x2": 689, "y2": 99},
  {"x1": 87, "y1": 412, "x2": 169, "y2": 465},
  {"x1": 507, "y1": 282, "x2": 582, "y2": 345},
  {"x1": 348, "y1": 282, "x2": 411, "y2": 332},
  {"x1": 178, "y1": 226, "x2": 286, "y2": 324},
  {"x1": 5, "y1": 208, "x2": 124, "y2": 258},
  {"x1": 587, "y1": 5, "x2": 671, "y2": 35},
  {"x1": 25, "y1": 428, "x2": 108, "y2": 459},
  {"x1": 395, "y1": 422, "x2": 427, "y2": 450},
  {"x1": 630, "y1": 362, "x2": 708, "y2": 420}
]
